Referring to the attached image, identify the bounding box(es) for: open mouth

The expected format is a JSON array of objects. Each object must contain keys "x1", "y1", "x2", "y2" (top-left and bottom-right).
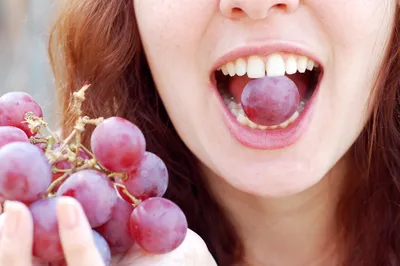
[{"x1": 213, "y1": 53, "x2": 322, "y2": 130}]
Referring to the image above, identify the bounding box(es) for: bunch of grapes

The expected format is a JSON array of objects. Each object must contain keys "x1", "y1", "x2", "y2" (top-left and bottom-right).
[{"x1": 0, "y1": 85, "x2": 188, "y2": 265}]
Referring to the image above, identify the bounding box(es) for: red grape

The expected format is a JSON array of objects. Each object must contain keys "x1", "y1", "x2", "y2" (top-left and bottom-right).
[
  {"x1": 0, "y1": 126, "x2": 29, "y2": 149},
  {"x1": 56, "y1": 170, "x2": 118, "y2": 227},
  {"x1": 121, "y1": 152, "x2": 168, "y2": 200},
  {"x1": 129, "y1": 197, "x2": 188, "y2": 254},
  {"x1": 241, "y1": 76, "x2": 300, "y2": 126},
  {"x1": 96, "y1": 197, "x2": 135, "y2": 253},
  {"x1": 92, "y1": 230, "x2": 112, "y2": 266},
  {"x1": 91, "y1": 117, "x2": 146, "y2": 173},
  {"x1": 30, "y1": 197, "x2": 63, "y2": 262},
  {"x1": 0, "y1": 142, "x2": 52, "y2": 203},
  {"x1": 0, "y1": 92, "x2": 43, "y2": 137}
]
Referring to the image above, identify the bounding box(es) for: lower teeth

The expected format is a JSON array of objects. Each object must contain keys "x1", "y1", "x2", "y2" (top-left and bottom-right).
[{"x1": 222, "y1": 94, "x2": 306, "y2": 130}]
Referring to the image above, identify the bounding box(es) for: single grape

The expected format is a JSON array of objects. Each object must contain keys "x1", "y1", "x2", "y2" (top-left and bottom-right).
[
  {"x1": 56, "y1": 170, "x2": 118, "y2": 227},
  {"x1": 30, "y1": 197, "x2": 64, "y2": 262},
  {"x1": 241, "y1": 76, "x2": 300, "y2": 126},
  {"x1": 0, "y1": 126, "x2": 29, "y2": 149},
  {"x1": 129, "y1": 197, "x2": 188, "y2": 254},
  {"x1": 0, "y1": 142, "x2": 52, "y2": 203},
  {"x1": 0, "y1": 92, "x2": 43, "y2": 137},
  {"x1": 96, "y1": 197, "x2": 135, "y2": 253},
  {"x1": 121, "y1": 152, "x2": 168, "y2": 200},
  {"x1": 91, "y1": 117, "x2": 146, "y2": 173},
  {"x1": 93, "y1": 230, "x2": 112, "y2": 266}
]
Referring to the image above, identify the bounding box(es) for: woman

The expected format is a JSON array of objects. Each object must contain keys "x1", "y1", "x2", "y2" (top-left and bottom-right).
[{"x1": 0, "y1": 0, "x2": 399, "y2": 265}]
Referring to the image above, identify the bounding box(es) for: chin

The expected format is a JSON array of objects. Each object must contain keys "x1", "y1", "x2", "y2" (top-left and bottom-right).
[{"x1": 212, "y1": 161, "x2": 325, "y2": 198}]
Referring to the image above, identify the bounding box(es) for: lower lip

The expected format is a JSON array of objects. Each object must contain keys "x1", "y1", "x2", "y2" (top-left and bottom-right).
[{"x1": 211, "y1": 78, "x2": 321, "y2": 150}]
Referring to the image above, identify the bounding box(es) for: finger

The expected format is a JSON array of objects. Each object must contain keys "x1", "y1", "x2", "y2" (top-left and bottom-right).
[
  {"x1": 56, "y1": 197, "x2": 105, "y2": 266},
  {"x1": 0, "y1": 201, "x2": 33, "y2": 266}
]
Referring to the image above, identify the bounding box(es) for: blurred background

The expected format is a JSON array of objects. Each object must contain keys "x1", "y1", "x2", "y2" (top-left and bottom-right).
[{"x1": 0, "y1": 0, "x2": 58, "y2": 126}]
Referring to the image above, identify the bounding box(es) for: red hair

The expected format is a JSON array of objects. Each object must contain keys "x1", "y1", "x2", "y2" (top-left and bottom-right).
[{"x1": 49, "y1": 1, "x2": 400, "y2": 265}]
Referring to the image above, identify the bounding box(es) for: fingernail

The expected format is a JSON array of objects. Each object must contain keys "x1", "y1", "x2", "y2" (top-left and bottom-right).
[
  {"x1": 57, "y1": 197, "x2": 79, "y2": 229},
  {"x1": 4, "y1": 201, "x2": 21, "y2": 238}
]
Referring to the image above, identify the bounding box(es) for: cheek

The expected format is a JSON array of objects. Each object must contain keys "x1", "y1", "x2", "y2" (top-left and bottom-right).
[
  {"x1": 311, "y1": 0, "x2": 394, "y2": 43},
  {"x1": 134, "y1": 1, "x2": 216, "y2": 61},
  {"x1": 315, "y1": 0, "x2": 396, "y2": 123}
]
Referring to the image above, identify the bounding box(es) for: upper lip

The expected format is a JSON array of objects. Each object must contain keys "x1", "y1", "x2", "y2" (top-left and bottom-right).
[{"x1": 211, "y1": 40, "x2": 324, "y2": 74}]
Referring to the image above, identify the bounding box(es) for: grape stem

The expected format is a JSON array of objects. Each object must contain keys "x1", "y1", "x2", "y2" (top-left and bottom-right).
[
  {"x1": 52, "y1": 167, "x2": 70, "y2": 173},
  {"x1": 26, "y1": 84, "x2": 144, "y2": 209},
  {"x1": 45, "y1": 172, "x2": 69, "y2": 197},
  {"x1": 59, "y1": 129, "x2": 77, "y2": 151},
  {"x1": 29, "y1": 138, "x2": 47, "y2": 144},
  {"x1": 114, "y1": 183, "x2": 142, "y2": 207},
  {"x1": 43, "y1": 124, "x2": 61, "y2": 144},
  {"x1": 78, "y1": 144, "x2": 95, "y2": 159}
]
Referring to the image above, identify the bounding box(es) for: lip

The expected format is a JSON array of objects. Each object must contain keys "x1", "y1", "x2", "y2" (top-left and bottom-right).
[
  {"x1": 210, "y1": 42, "x2": 324, "y2": 150},
  {"x1": 210, "y1": 41, "x2": 324, "y2": 74}
]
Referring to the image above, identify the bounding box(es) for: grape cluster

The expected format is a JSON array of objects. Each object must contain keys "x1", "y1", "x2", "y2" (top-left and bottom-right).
[{"x1": 0, "y1": 86, "x2": 188, "y2": 265}]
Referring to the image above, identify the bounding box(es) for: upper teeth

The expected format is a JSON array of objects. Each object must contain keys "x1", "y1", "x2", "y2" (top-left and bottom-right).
[{"x1": 219, "y1": 53, "x2": 318, "y2": 78}]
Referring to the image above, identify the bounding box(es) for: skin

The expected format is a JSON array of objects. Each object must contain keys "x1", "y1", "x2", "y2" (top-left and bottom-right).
[
  {"x1": 0, "y1": 0, "x2": 396, "y2": 265},
  {"x1": 134, "y1": 0, "x2": 396, "y2": 265}
]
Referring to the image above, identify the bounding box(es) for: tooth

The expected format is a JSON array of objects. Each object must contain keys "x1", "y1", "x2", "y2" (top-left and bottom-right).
[
  {"x1": 231, "y1": 108, "x2": 239, "y2": 116},
  {"x1": 237, "y1": 113, "x2": 248, "y2": 125},
  {"x1": 228, "y1": 101, "x2": 236, "y2": 110},
  {"x1": 221, "y1": 65, "x2": 229, "y2": 75},
  {"x1": 227, "y1": 62, "x2": 236, "y2": 77},
  {"x1": 297, "y1": 56, "x2": 307, "y2": 73},
  {"x1": 235, "y1": 58, "x2": 247, "y2": 76},
  {"x1": 266, "y1": 54, "x2": 286, "y2": 77},
  {"x1": 247, "y1": 56, "x2": 265, "y2": 78},
  {"x1": 248, "y1": 120, "x2": 257, "y2": 128},
  {"x1": 268, "y1": 125, "x2": 278, "y2": 129},
  {"x1": 259, "y1": 125, "x2": 267, "y2": 130},
  {"x1": 289, "y1": 111, "x2": 299, "y2": 123},
  {"x1": 285, "y1": 56, "x2": 297, "y2": 75},
  {"x1": 279, "y1": 120, "x2": 290, "y2": 129},
  {"x1": 306, "y1": 60, "x2": 314, "y2": 71}
]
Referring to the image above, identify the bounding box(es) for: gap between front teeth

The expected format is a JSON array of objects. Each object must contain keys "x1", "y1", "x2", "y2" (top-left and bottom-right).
[
  {"x1": 223, "y1": 95, "x2": 303, "y2": 130},
  {"x1": 219, "y1": 53, "x2": 318, "y2": 79}
]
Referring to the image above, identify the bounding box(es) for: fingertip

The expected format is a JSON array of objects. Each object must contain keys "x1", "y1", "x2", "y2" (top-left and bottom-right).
[
  {"x1": 56, "y1": 197, "x2": 81, "y2": 230},
  {"x1": 3, "y1": 201, "x2": 33, "y2": 233},
  {"x1": 0, "y1": 201, "x2": 33, "y2": 265}
]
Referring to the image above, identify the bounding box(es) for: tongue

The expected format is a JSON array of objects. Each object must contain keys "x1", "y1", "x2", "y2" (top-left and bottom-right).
[{"x1": 231, "y1": 75, "x2": 301, "y2": 126}]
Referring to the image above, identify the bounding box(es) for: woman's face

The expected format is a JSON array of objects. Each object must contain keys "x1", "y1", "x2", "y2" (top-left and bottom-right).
[{"x1": 134, "y1": 0, "x2": 396, "y2": 197}]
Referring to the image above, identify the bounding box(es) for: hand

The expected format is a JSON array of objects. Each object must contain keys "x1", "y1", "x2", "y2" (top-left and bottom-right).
[{"x1": 0, "y1": 198, "x2": 217, "y2": 266}]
